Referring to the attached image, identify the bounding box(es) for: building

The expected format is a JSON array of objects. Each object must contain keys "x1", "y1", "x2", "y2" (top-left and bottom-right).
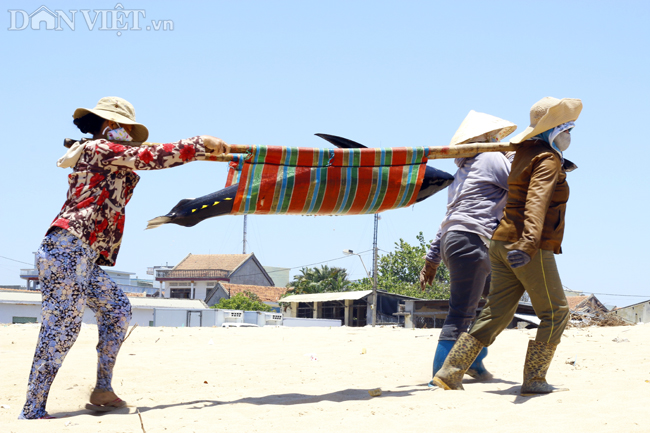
[
  {"x1": 567, "y1": 294, "x2": 609, "y2": 315},
  {"x1": 0, "y1": 289, "x2": 206, "y2": 326},
  {"x1": 205, "y1": 282, "x2": 287, "y2": 310},
  {"x1": 610, "y1": 299, "x2": 650, "y2": 324},
  {"x1": 396, "y1": 298, "x2": 539, "y2": 329},
  {"x1": 155, "y1": 253, "x2": 275, "y2": 300},
  {"x1": 263, "y1": 266, "x2": 290, "y2": 288},
  {"x1": 19, "y1": 263, "x2": 156, "y2": 296},
  {"x1": 280, "y1": 290, "x2": 421, "y2": 327}
]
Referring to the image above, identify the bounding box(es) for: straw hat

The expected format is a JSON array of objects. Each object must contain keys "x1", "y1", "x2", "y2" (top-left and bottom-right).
[
  {"x1": 510, "y1": 97, "x2": 582, "y2": 144},
  {"x1": 449, "y1": 110, "x2": 517, "y2": 146},
  {"x1": 73, "y1": 96, "x2": 149, "y2": 142}
]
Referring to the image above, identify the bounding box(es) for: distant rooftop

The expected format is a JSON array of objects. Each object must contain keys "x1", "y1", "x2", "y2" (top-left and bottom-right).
[
  {"x1": 174, "y1": 254, "x2": 253, "y2": 272},
  {"x1": 218, "y1": 283, "x2": 288, "y2": 303}
]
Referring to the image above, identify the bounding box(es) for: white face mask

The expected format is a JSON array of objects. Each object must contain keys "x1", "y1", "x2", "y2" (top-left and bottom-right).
[
  {"x1": 554, "y1": 131, "x2": 571, "y2": 151},
  {"x1": 102, "y1": 124, "x2": 133, "y2": 142}
]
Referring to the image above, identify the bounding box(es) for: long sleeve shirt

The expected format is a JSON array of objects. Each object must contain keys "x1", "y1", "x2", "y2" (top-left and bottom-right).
[
  {"x1": 49, "y1": 137, "x2": 206, "y2": 266},
  {"x1": 426, "y1": 152, "x2": 511, "y2": 264},
  {"x1": 491, "y1": 140, "x2": 569, "y2": 258}
]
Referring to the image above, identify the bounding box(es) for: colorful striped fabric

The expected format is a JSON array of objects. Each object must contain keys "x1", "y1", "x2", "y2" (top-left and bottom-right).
[{"x1": 225, "y1": 145, "x2": 429, "y2": 216}]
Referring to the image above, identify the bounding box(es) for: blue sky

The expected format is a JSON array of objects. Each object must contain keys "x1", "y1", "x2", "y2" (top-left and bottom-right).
[{"x1": 1, "y1": 1, "x2": 648, "y2": 308}]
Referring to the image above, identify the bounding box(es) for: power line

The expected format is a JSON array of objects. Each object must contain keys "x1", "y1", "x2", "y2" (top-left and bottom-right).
[
  {"x1": 586, "y1": 292, "x2": 649, "y2": 298},
  {"x1": 563, "y1": 285, "x2": 648, "y2": 299},
  {"x1": 0, "y1": 255, "x2": 33, "y2": 266},
  {"x1": 287, "y1": 250, "x2": 373, "y2": 272}
]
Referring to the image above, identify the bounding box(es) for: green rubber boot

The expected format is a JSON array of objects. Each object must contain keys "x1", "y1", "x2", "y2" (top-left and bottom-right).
[
  {"x1": 431, "y1": 333, "x2": 484, "y2": 390},
  {"x1": 520, "y1": 340, "x2": 569, "y2": 396}
]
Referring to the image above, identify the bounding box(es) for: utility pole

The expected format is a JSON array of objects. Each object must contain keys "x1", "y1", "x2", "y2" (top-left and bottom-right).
[
  {"x1": 372, "y1": 213, "x2": 378, "y2": 327},
  {"x1": 243, "y1": 215, "x2": 248, "y2": 254}
]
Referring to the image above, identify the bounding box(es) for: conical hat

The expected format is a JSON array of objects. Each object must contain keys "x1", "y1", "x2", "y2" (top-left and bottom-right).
[
  {"x1": 449, "y1": 110, "x2": 517, "y2": 146},
  {"x1": 510, "y1": 97, "x2": 582, "y2": 144}
]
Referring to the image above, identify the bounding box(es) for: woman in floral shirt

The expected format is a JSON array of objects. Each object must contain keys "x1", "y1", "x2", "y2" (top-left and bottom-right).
[{"x1": 20, "y1": 97, "x2": 228, "y2": 419}]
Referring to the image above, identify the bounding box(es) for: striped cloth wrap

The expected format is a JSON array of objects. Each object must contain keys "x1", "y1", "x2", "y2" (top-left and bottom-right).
[{"x1": 225, "y1": 145, "x2": 430, "y2": 216}]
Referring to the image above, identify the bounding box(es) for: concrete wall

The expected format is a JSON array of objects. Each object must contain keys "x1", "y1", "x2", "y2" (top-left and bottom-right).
[
  {"x1": 282, "y1": 317, "x2": 342, "y2": 327},
  {"x1": 231, "y1": 259, "x2": 271, "y2": 286},
  {"x1": 153, "y1": 308, "x2": 212, "y2": 327},
  {"x1": 192, "y1": 282, "x2": 210, "y2": 302},
  {"x1": 205, "y1": 286, "x2": 229, "y2": 307},
  {"x1": 0, "y1": 303, "x2": 41, "y2": 324},
  {"x1": 611, "y1": 301, "x2": 650, "y2": 323},
  {"x1": 0, "y1": 303, "x2": 154, "y2": 326}
]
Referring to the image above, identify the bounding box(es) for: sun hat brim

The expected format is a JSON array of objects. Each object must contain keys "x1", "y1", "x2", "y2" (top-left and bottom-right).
[
  {"x1": 510, "y1": 98, "x2": 582, "y2": 144},
  {"x1": 73, "y1": 100, "x2": 149, "y2": 142}
]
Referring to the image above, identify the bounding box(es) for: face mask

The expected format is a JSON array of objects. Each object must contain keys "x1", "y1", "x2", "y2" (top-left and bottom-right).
[
  {"x1": 554, "y1": 131, "x2": 571, "y2": 151},
  {"x1": 102, "y1": 125, "x2": 133, "y2": 142}
]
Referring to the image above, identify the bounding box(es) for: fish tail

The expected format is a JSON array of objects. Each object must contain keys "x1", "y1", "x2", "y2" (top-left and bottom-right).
[{"x1": 145, "y1": 216, "x2": 171, "y2": 230}]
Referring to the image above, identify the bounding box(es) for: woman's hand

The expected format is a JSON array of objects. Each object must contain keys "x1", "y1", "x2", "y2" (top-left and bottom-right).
[{"x1": 201, "y1": 135, "x2": 230, "y2": 155}]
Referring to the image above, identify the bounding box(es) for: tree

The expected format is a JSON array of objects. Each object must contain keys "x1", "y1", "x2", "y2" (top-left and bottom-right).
[
  {"x1": 284, "y1": 265, "x2": 351, "y2": 296},
  {"x1": 350, "y1": 232, "x2": 450, "y2": 299},
  {"x1": 213, "y1": 291, "x2": 272, "y2": 312}
]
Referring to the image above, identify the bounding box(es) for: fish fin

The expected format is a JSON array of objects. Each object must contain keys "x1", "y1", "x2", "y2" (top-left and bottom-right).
[{"x1": 315, "y1": 133, "x2": 367, "y2": 149}]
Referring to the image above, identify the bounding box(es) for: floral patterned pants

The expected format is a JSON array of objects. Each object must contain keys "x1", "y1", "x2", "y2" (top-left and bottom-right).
[{"x1": 21, "y1": 228, "x2": 132, "y2": 419}]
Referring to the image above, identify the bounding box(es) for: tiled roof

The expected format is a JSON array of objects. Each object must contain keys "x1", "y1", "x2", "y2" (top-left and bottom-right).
[
  {"x1": 567, "y1": 295, "x2": 588, "y2": 311},
  {"x1": 219, "y1": 283, "x2": 288, "y2": 303},
  {"x1": 0, "y1": 288, "x2": 37, "y2": 293},
  {"x1": 174, "y1": 254, "x2": 252, "y2": 272}
]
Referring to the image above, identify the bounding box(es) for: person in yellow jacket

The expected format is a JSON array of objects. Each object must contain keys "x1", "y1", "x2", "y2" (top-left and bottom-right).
[{"x1": 432, "y1": 97, "x2": 582, "y2": 396}]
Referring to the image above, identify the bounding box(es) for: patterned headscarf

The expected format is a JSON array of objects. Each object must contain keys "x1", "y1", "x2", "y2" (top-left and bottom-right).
[{"x1": 533, "y1": 121, "x2": 575, "y2": 158}]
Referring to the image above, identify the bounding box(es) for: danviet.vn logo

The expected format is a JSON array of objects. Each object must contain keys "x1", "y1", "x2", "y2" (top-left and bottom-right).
[{"x1": 7, "y1": 3, "x2": 173, "y2": 36}]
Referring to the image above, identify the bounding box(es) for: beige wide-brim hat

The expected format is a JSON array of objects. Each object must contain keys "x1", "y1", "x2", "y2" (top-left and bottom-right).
[
  {"x1": 73, "y1": 96, "x2": 149, "y2": 142},
  {"x1": 510, "y1": 97, "x2": 582, "y2": 144},
  {"x1": 449, "y1": 110, "x2": 517, "y2": 146}
]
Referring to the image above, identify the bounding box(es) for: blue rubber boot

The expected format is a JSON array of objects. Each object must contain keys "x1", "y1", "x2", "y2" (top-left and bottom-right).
[
  {"x1": 432, "y1": 340, "x2": 455, "y2": 377},
  {"x1": 429, "y1": 341, "x2": 492, "y2": 387},
  {"x1": 466, "y1": 347, "x2": 493, "y2": 381},
  {"x1": 428, "y1": 340, "x2": 455, "y2": 387}
]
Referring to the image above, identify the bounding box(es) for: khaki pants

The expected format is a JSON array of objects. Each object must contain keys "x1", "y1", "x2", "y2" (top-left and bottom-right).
[{"x1": 469, "y1": 240, "x2": 569, "y2": 347}]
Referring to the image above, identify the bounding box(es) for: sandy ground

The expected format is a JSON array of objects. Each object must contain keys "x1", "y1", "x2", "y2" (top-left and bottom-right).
[{"x1": 1, "y1": 323, "x2": 649, "y2": 433}]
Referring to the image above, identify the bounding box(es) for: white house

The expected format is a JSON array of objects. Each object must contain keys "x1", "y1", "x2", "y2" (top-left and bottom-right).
[
  {"x1": 155, "y1": 253, "x2": 275, "y2": 301},
  {"x1": 0, "y1": 290, "x2": 207, "y2": 326}
]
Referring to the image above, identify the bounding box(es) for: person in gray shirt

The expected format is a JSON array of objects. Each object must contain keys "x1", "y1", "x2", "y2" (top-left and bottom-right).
[{"x1": 420, "y1": 110, "x2": 516, "y2": 385}]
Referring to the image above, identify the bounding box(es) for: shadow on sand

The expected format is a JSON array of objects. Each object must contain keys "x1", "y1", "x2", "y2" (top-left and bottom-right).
[{"x1": 51, "y1": 386, "x2": 428, "y2": 418}]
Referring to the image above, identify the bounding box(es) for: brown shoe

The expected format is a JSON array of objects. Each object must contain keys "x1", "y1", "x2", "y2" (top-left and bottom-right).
[
  {"x1": 431, "y1": 333, "x2": 484, "y2": 390},
  {"x1": 520, "y1": 340, "x2": 569, "y2": 396}
]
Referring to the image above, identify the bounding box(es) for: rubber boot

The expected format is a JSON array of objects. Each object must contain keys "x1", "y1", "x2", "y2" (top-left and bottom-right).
[
  {"x1": 432, "y1": 340, "x2": 455, "y2": 377},
  {"x1": 431, "y1": 333, "x2": 484, "y2": 390},
  {"x1": 466, "y1": 347, "x2": 493, "y2": 381},
  {"x1": 430, "y1": 342, "x2": 492, "y2": 386},
  {"x1": 520, "y1": 340, "x2": 569, "y2": 396}
]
